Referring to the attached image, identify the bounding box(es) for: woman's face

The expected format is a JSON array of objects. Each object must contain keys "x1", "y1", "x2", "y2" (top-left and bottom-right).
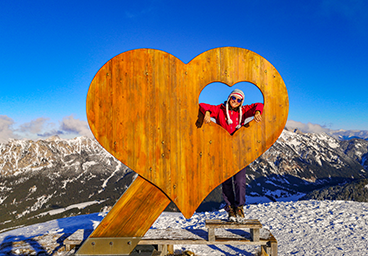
[{"x1": 229, "y1": 95, "x2": 242, "y2": 109}]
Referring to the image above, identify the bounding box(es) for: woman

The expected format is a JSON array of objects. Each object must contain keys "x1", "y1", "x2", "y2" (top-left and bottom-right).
[{"x1": 199, "y1": 89, "x2": 263, "y2": 220}]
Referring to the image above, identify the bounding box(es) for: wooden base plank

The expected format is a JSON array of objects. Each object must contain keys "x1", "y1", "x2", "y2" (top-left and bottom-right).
[{"x1": 70, "y1": 218, "x2": 277, "y2": 255}]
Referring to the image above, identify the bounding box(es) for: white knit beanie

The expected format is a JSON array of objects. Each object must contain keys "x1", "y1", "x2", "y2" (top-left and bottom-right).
[{"x1": 226, "y1": 89, "x2": 245, "y2": 129}]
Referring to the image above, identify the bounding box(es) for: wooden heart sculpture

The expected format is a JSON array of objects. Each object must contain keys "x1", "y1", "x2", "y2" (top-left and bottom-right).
[{"x1": 87, "y1": 47, "x2": 288, "y2": 219}]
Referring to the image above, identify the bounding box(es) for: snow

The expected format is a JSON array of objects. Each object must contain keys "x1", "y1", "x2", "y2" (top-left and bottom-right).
[
  {"x1": 30, "y1": 195, "x2": 53, "y2": 212},
  {"x1": 1, "y1": 200, "x2": 368, "y2": 255},
  {"x1": 81, "y1": 161, "x2": 97, "y2": 171},
  {"x1": 0, "y1": 196, "x2": 8, "y2": 205},
  {"x1": 101, "y1": 161, "x2": 122, "y2": 190},
  {"x1": 36, "y1": 200, "x2": 105, "y2": 217},
  {"x1": 29, "y1": 185, "x2": 37, "y2": 193}
]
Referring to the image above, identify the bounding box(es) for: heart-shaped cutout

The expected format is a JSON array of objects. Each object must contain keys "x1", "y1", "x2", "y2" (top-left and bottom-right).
[
  {"x1": 198, "y1": 81, "x2": 264, "y2": 134},
  {"x1": 86, "y1": 47, "x2": 288, "y2": 219}
]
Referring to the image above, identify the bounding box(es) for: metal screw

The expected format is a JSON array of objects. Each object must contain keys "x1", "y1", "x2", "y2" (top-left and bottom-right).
[
  {"x1": 173, "y1": 184, "x2": 176, "y2": 189},
  {"x1": 199, "y1": 152, "x2": 202, "y2": 156},
  {"x1": 264, "y1": 70, "x2": 267, "y2": 73},
  {"x1": 209, "y1": 140, "x2": 212, "y2": 144},
  {"x1": 109, "y1": 242, "x2": 113, "y2": 246},
  {"x1": 127, "y1": 241, "x2": 132, "y2": 245},
  {"x1": 91, "y1": 242, "x2": 95, "y2": 246},
  {"x1": 162, "y1": 153, "x2": 165, "y2": 157},
  {"x1": 162, "y1": 141, "x2": 165, "y2": 144}
]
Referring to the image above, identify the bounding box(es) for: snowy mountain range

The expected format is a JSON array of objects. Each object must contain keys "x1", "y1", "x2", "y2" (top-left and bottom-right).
[
  {"x1": 200, "y1": 128, "x2": 368, "y2": 210},
  {"x1": 323, "y1": 129, "x2": 368, "y2": 141},
  {"x1": 0, "y1": 136, "x2": 136, "y2": 232},
  {"x1": 246, "y1": 128, "x2": 368, "y2": 194},
  {"x1": 1, "y1": 129, "x2": 368, "y2": 232}
]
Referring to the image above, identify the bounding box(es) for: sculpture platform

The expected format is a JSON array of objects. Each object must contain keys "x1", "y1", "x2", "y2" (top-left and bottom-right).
[{"x1": 65, "y1": 219, "x2": 277, "y2": 256}]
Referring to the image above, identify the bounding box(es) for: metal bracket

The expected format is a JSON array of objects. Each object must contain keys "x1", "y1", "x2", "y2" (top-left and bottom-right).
[{"x1": 75, "y1": 237, "x2": 141, "y2": 255}]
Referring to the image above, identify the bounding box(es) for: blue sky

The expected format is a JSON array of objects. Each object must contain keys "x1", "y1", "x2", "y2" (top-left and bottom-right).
[{"x1": 1, "y1": 0, "x2": 367, "y2": 142}]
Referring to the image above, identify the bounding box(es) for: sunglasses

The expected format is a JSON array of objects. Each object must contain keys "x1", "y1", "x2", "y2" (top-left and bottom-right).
[{"x1": 231, "y1": 96, "x2": 243, "y2": 103}]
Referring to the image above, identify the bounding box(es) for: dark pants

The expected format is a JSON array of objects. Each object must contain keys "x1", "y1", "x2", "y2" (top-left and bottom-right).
[{"x1": 222, "y1": 168, "x2": 246, "y2": 212}]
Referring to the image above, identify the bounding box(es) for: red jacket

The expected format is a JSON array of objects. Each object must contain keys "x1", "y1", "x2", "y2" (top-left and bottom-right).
[{"x1": 199, "y1": 102, "x2": 264, "y2": 134}]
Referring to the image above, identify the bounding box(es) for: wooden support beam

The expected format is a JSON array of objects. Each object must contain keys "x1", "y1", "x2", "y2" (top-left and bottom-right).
[
  {"x1": 76, "y1": 175, "x2": 171, "y2": 255},
  {"x1": 91, "y1": 175, "x2": 170, "y2": 238}
]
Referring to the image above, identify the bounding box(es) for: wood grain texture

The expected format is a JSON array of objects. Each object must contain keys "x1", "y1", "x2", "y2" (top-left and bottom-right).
[
  {"x1": 87, "y1": 47, "x2": 288, "y2": 219},
  {"x1": 90, "y1": 175, "x2": 170, "y2": 237}
]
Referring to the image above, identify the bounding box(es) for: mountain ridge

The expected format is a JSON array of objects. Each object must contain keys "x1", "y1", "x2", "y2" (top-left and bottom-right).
[{"x1": 1, "y1": 129, "x2": 368, "y2": 231}]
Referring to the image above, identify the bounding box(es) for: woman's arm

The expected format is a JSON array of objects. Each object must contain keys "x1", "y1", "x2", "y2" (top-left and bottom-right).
[
  {"x1": 199, "y1": 103, "x2": 221, "y2": 123},
  {"x1": 242, "y1": 103, "x2": 264, "y2": 123},
  {"x1": 254, "y1": 110, "x2": 262, "y2": 122},
  {"x1": 204, "y1": 111, "x2": 211, "y2": 124}
]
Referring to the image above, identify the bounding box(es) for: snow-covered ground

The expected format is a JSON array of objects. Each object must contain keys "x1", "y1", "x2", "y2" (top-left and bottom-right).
[{"x1": 0, "y1": 200, "x2": 367, "y2": 255}]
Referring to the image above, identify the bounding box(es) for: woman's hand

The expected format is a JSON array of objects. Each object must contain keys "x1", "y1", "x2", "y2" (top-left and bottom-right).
[
  {"x1": 204, "y1": 111, "x2": 211, "y2": 124},
  {"x1": 254, "y1": 111, "x2": 262, "y2": 122}
]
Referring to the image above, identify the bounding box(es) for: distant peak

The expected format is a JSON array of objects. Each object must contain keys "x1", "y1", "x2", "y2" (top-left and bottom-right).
[
  {"x1": 293, "y1": 128, "x2": 304, "y2": 135},
  {"x1": 45, "y1": 135, "x2": 61, "y2": 141}
]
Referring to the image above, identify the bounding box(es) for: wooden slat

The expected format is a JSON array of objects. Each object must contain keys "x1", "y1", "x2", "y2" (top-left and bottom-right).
[
  {"x1": 206, "y1": 219, "x2": 262, "y2": 229},
  {"x1": 250, "y1": 228, "x2": 260, "y2": 242},
  {"x1": 268, "y1": 232, "x2": 278, "y2": 256},
  {"x1": 138, "y1": 238, "x2": 269, "y2": 246}
]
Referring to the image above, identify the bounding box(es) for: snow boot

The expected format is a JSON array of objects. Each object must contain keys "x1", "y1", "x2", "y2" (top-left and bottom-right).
[
  {"x1": 227, "y1": 205, "x2": 237, "y2": 221},
  {"x1": 236, "y1": 205, "x2": 245, "y2": 218}
]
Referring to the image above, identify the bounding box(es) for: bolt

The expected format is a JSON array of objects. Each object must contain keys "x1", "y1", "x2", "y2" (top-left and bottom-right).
[
  {"x1": 91, "y1": 242, "x2": 95, "y2": 246},
  {"x1": 127, "y1": 241, "x2": 132, "y2": 245},
  {"x1": 209, "y1": 140, "x2": 212, "y2": 144},
  {"x1": 199, "y1": 152, "x2": 202, "y2": 156}
]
